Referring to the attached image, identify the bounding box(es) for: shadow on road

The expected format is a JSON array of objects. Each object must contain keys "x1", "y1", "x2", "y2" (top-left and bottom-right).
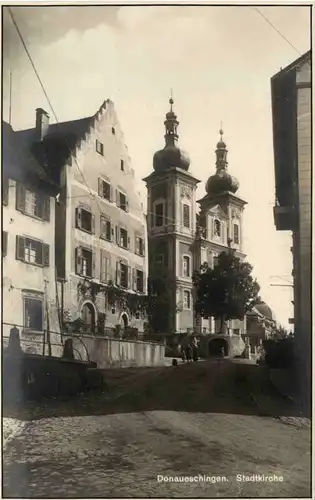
[{"x1": 3, "y1": 360, "x2": 303, "y2": 422}]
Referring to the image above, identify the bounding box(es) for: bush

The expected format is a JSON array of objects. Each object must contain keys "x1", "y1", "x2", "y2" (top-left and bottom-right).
[{"x1": 263, "y1": 337, "x2": 296, "y2": 369}]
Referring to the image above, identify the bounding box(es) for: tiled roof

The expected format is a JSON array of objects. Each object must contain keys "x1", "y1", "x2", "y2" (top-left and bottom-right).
[{"x1": 3, "y1": 121, "x2": 57, "y2": 189}]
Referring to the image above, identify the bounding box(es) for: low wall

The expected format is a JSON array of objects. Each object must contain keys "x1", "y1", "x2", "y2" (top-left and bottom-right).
[
  {"x1": 3, "y1": 352, "x2": 97, "y2": 404},
  {"x1": 65, "y1": 335, "x2": 166, "y2": 369}
]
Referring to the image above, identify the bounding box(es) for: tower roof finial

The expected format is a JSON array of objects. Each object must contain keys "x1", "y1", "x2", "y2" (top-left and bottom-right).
[
  {"x1": 219, "y1": 121, "x2": 224, "y2": 139},
  {"x1": 169, "y1": 88, "x2": 174, "y2": 110}
]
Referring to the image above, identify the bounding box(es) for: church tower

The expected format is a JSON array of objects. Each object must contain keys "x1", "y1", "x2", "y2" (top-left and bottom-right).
[
  {"x1": 196, "y1": 128, "x2": 247, "y2": 335},
  {"x1": 143, "y1": 98, "x2": 200, "y2": 334}
]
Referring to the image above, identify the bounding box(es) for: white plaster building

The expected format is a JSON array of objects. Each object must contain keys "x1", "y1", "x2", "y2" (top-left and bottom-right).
[
  {"x1": 14, "y1": 101, "x2": 147, "y2": 336},
  {"x1": 2, "y1": 120, "x2": 60, "y2": 354}
]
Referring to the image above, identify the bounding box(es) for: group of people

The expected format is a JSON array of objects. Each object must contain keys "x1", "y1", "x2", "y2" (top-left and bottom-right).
[{"x1": 180, "y1": 336, "x2": 199, "y2": 363}]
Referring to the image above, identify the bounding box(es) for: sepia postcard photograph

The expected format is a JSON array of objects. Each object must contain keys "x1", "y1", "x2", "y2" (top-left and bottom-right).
[{"x1": 1, "y1": 1, "x2": 312, "y2": 498}]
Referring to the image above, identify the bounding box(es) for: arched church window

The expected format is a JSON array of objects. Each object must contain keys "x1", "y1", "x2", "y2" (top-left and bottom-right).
[
  {"x1": 183, "y1": 204, "x2": 190, "y2": 228},
  {"x1": 183, "y1": 255, "x2": 190, "y2": 277},
  {"x1": 233, "y1": 224, "x2": 239, "y2": 244},
  {"x1": 214, "y1": 219, "x2": 221, "y2": 237}
]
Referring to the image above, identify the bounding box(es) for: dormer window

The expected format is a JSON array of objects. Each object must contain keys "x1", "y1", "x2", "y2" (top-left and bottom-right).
[
  {"x1": 96, "y1": 139, "x2": 104, "y2": 156},
  {"x1": 214, "y1": 219, "x2": 221, "y2": 237}
]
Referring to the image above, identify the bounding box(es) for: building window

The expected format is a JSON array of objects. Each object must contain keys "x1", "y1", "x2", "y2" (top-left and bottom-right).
[
  {"x1": 135, "y1": 236, "x2": 145, "y2": 256},
  {"x1": 214, "y1": 219, "x2": 221, "y2": 237},
  {"x1": 183, "y1": 255, "x2": 190, "y2": 277},
  {"x1": 96, "y1": 139, "x2": 104, "y2": 156},
  {"x1": 118, "y1": 191, "x2": 128, "y2": 211},
  {"x1": 120, "y1": 228, "x2": 128, "y2": 249},
  {"x1": 16, "y1": 236, "x2": 49, "y2": 267},
  {"x1": 136, "y1": 269, "x2": 144, "y2": 293},
  {"x1": 112, "y1": 127, "x2": 116, "y2": 135},
  {"x1": 183, "y1": 290, "x2": 191, "y2": 309},
  {"x1": 76, "y1": 247, "x2": 93, "y2": 277},
  {"x1": 183, "y1": 204, "x2": 190, "y2": 228},
  {"x1": 24, "y1": 297, "x2": 43, "y2": 332},
  {"x1": 16, "y1": 184, "x2": 50, "y2": 221},
  {"x1": 120, "y1": 262, "x2": 128, "y2": 288},
  {"x1": 100, "y1": 216, "x2": 111, "y2": 241},
  {"x1": 3, "y1": 178, "x2": 9, "y2": 206},
  {"x1": 155, "y1": 254, "x2": 164, "y2": 266},
  {"x1": 2, "y1": 231, "x2": 8, "y2": 257},
  {"x1": 99, "y1": 179, "x2": 111, "y2": 201},
  {"x1": 76, "y1": 207, "x2": 94, "y2": 233},
  {"x1": 213, "y1": 255, "x2": 219, "y2": 267},
  {"x1": 121, "y1": 159, "x2": 124, "y2": 171},
  {"x1": 233, "y1": 224, "x2": 239, "y2": 244},
  {"x1": 155, "y1": 203, "x2": 164, "y2": 227}
]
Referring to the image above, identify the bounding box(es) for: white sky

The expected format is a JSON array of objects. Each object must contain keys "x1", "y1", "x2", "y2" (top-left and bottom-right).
[{"x1": 3, "y1": 4, "x2": 311, "y2": 329}]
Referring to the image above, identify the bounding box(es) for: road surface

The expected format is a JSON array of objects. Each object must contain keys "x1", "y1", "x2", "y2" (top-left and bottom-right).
[{"x1": 3, "y1": 361, "x2": 311, "y2": 497}]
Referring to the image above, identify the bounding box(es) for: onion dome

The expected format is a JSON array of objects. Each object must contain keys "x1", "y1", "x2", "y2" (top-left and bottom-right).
[
  {"x1": 255, "y1": 302, "x2": 276, "y2": 321},
  {"x1": 153, "y1": 97, "x2": 190, "y2": 173},
  {"x1": 205, "y1": 127, "x2": 239, "y2": 195}
]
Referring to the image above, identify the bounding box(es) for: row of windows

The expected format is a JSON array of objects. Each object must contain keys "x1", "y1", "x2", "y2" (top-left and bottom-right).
[
  {"x1": 75, "y1": 207, "x2": 145, "y2": 256},
  {"x1": 3, "y1": 181, "x2": 51, "y2": 222},
  {"x1": 95, "y1": 138, "x2": 125, "y2": 172},
  {"x1": 75, "y1": 246, "x2": 145, "y2": 293},
  {"x1": 153, "y1": 202, "x2": 191, "y2": 228},
  {"x1": 98, "y1": 178, "x2": 129, "y2": 211},
  {"x1": 3, "y1": 233, "x2": 50, "y2": 267}
]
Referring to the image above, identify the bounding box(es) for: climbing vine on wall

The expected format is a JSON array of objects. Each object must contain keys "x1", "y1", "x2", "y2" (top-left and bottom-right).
[{"x1": 77, "y1": 279, "x2": 148, "y2": 316}]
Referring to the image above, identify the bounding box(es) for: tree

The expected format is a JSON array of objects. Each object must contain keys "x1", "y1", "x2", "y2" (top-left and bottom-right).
[
  {"x1": 147, "y1": 274, "x2": 179, "y2": 335},
  {"x1": 193, "y1": 247, "x2": 260, "y2": 333}
]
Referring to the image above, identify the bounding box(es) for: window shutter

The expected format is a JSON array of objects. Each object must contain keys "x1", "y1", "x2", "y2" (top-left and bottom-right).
[
  {"x1": 110, "y1": 186, "x2": 114, "y2": 202},
  {"x1": 91, "y1": 214, "x2": 95, "y2": 234},
  {"x1": 16, "y1": 235, "x2": 25, "y2": 261},
  {"x1": 106, "y1": 257, "x2": 111, "y2": 283},
  {"x1": 135, "y1": 236, "x2": 140, "y2": 254},
  {"x1": 115, "y1": 190, "x2": 119, "y2": 206},
  {"x1": 100, "y1": 250, "x2": 105, "y2": 282},
  {"x1": 75, "y1": 208, "x2": 82, "y2": 229},
  {"x1": 127, "y1": 266, "x2": 132, "y2": 290},
  {"x1": 132, "y1": 268, "x2": 136, "y2": 291},
  {"x1": 75, "y1": 247, "x2": 82, "y2": 275},
  {"x1": 3, "y1": 178, "x2": 9, "y2": 206},
  {"x1": 98, "y1": 178, "x2": 103, "y2": 197},
  {"x1": 115, "y1": 225, "x2": 119, "y2": 244},
  {"x1": 42, "y1": 243, "x2": 50, "y2": 267},
  {"x1": 42, "y1": 197, "x2": 50, "y2": 221},
  {"x1": 2, "y1": 231, "x2": 8, "y2": 257},
  {"x1": 116, "y1": 261, "x2": 121, "y2": 286},
  {"x1": 16, "y1": 183, "x2": 25, "y2": 212},
  {"x1": 127, "y1": 235, "x2": 131, "y2": 249},
  {"x1": 92, "y1": 251, "x2": 96, "y2": 278}
]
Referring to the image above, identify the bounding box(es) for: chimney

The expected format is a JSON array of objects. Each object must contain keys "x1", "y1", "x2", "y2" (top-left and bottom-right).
[{"x1": 36, "y1": 108, "x2": 50, "y2": 140}]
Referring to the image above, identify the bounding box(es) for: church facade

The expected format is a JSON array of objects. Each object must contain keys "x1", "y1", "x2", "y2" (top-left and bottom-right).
[{"x1": 144, "y1": 99, "x2": 247, "y2": 336}]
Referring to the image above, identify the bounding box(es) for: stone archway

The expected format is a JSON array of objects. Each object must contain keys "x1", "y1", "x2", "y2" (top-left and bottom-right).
[
  {"x1": 208, "y1": 337, "x2": 229, "y2": 357},
  {"x1": 81, "y1": 301, "x2": 96, "y2": 334}
]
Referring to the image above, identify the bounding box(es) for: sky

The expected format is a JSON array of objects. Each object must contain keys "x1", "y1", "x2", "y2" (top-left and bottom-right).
[{"x1": 2, "y1": 4, "x2": 311, "y2": 329}]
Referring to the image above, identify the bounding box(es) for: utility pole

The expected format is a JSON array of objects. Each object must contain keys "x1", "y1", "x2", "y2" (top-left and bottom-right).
[{"x1": 8, "y1": 70, "x2": 12, "y2": 125}]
